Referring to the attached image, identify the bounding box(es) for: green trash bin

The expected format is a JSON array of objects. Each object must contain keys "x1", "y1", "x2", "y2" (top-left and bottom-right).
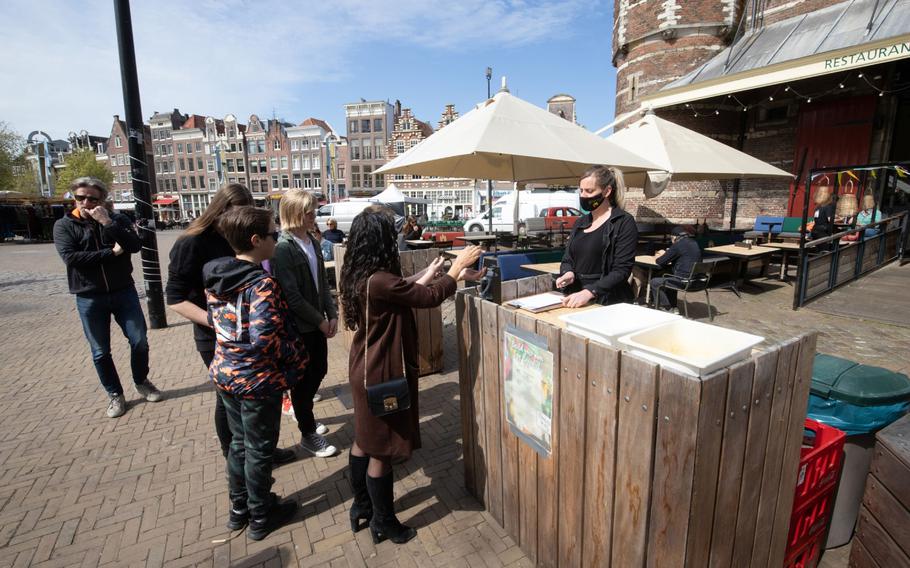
[{"x1": 808, "y1": 353, "x2": 910, "y2": 548}]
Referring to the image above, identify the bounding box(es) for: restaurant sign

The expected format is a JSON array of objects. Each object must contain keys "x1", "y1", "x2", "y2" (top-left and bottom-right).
[
  {"x1": 502, "y1": 326, "x2": 554, "y2": 458},
  {"x1": 824, "y1": 41, "x2": 910, "y2": 70}
]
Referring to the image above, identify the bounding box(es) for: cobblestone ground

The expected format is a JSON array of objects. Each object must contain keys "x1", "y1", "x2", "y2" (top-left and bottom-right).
[{"x1": 0, "y1": 233, "x2": 906, "y2": 567}]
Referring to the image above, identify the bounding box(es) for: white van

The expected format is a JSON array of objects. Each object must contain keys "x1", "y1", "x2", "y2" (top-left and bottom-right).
[
  {"x1": 463, "y1": 189, "x2": 580, "y2": 233},
  {"x1": 315, "y1": 200, "x2": 373, "y2": 233}
]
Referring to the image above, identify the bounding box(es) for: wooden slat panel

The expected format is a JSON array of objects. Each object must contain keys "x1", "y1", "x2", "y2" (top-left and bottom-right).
[
  {"x1": 835, "y1": 247, "x2": 858, "y2": 286},
  {"x1": 855, "y1": 506, "x2": 910, "y2": 568},
  {"x1": 684, "y1": 369, "x2": 728, "y2": 568},
  {"x1": 467, "y1": 295, "x2": 488, "y2": 505},
  {"x1": 481, "y1": 300, "x2": 503, "y2": 526},
  {"x1": 456, "y1": 292, "x2": 476, "y2": 496},
  {"x1": 647, "y1": 368, "x2": 700, "y2": 568},
  {"x1": 536, "y1": 273, "x2": 553, "y2": 294},
  {"x1": 498, "y1": 306, "x2": 519, "y2": 536},
  {"x1": 611, "y1": 354, "x2": 659, "y2": 568},
  {"x1": 730, "y1": 348, "x2": 781, "y2": 567},
  {"x1": 871, "y1": 443, "x2": 910, "y2": 512},
  {"x1": 862, "y1": 239, "x2": 882, "y2": 272},
  {"x1": 582, "y1": 342, "x2": 619, "y2": 568},
  {"x1": 767, "y1": 333, "x2": 817, "y2": 568},
  {"x1": 749, "y1": 339, "x2": 800, "y2": 568},
  {"x1": 863, "y1": 474, "x2": 910, "y2": 558},
  {"x1": 515, "y1": 312, "x2": 539, "y2": 564},
  {"x1": 536, "y1": 320, "x2": 562, "y2": 568},
  {"x1": 558, "y1": 330, "x2": 588, "y2": 568},
  {"x1": 428, "y1": 303, "x2": 444, "y2": 373},
  {"x1": 849, "y1": 538, "x2": 882, "y2": 568},
  {"x1": 500, "y1": 280, "x2": 519, "y2": 303},
  {"x1": 709, "y1": 360, "x2": 755, "y2": 568},
  {"x1": 516, "y1": 276, "x2": 537, "y2": 300}
]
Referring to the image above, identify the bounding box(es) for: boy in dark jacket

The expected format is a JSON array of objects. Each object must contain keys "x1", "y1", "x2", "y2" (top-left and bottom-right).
[
  {"x1": 53, "y1": 177, "x2": 162, "y2": 418},
  {"x1": 203, "y1": 206, "x2": 308, "y2": 540}
]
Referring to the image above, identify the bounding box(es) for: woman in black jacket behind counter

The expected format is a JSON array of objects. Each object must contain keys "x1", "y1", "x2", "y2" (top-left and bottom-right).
[{"x1": 556, "y1": 165, "x2": 638, "y2": 308}]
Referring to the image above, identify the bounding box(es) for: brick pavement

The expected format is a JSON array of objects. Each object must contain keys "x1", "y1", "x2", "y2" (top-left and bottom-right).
[{"x1": 0, "y1": 233, "x2": 906, "y2": 567}]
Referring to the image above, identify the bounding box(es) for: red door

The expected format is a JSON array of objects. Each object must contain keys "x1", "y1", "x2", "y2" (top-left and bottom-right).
[{"x1": 787, "y1": 96, "x2": 877, "y2": 216}]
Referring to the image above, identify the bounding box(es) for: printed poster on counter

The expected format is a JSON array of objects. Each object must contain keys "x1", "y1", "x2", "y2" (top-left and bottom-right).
[{"x1": 502, "y1": 325, "x2": 554, "y2": 458}]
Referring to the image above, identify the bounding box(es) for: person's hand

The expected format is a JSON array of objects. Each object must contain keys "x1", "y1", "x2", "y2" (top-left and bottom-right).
[
  {"x1": 555, "y1": 271, "x2": 575, "y2": 289},
  {"x1": 86, "y1": 206, "x2": 112, "y2": 226},
  {"x1": 458, "y1": 266, "x2": 487, "y2": 282},
  {"x1": 561, "y1": 288, "x2": 594, "y2": 308},
  {"x1": 448, "y1": 245, "x2": 482, "y2": 279},
  {"x1": 112, "y1": 242, "x2": 124, "y2": 256},
  {"x1": 327, "y1": 318, "x2": 338, "y2": 338},
  {"x1": 655, "y1": 249, "x2": 666, "y2": 258},
  {"x1": 319, "y1": 319, "x2": 332, "y2": 338},
  {"x1": 417, "y1": 256, "x2": 445, "y2": 286}
]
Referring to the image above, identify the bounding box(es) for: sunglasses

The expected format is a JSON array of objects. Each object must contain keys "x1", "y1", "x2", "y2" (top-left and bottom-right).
[
  {"x1": 260, "y1": 231, "x2": 280, "y2": 241},
  {"x1": 74, "y1": 194, "x2": 102, "y2": 203}
]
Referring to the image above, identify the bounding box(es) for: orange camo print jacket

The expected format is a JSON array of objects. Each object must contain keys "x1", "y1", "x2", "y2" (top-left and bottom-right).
[{"x1": 207, "y1": 275, "x2": 308, "y2": 398}]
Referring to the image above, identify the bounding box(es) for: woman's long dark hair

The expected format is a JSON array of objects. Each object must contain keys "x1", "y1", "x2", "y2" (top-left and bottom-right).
[
  {"x1": 181, "y1": 183, "x2": 254, "y2": 238},
  {"x1": 339, "y1": 205, "x2": 402, "y2": 330}
]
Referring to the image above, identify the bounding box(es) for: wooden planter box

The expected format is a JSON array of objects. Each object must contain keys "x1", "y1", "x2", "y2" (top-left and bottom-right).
[
  {"x1": 456, "y1": 275, "x2": 817, "y2": 567},
  {"x1": 333, "y1": 245, "x2": 444, "y2": 377},
  {"x1": 849, "y1": 414, "x2": 910, "y2": 567}
]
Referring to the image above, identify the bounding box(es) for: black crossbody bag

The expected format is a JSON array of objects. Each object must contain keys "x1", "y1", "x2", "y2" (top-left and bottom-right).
[{"x1": 364, "y1": 275, "x2": 411, "y2": 416}]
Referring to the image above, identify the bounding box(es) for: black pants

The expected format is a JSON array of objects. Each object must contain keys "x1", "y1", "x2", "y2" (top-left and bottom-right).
[
  {"x1": 650, "y1": 276, "x2": 685, "y2": 309},
  {"x1": 289, "y1": 330, "x2": 328, "y2": 435},
  {"x1": 201, "y1": 350, "x2": 232, "y2": 457},
  {"x1": 217, "y1": 390, "x2": 282, "y2": 518}
]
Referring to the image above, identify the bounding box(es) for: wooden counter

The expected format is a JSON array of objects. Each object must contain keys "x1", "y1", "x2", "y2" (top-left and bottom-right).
[{"x1": 457, "y1": 277, "x2": 817, "y2": 567}]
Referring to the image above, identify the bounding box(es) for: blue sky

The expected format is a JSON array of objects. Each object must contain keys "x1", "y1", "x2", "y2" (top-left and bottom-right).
[{"x1": 1, "y1": 1, "x2": 617, "y2": 141}]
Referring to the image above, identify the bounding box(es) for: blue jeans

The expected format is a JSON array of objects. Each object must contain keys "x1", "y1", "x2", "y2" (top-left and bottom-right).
[
  {"x1": 218, "y1": 390, "x2": 282, "y2": 517},
  {"x1": 75, "y1": 287, "x2": 149, "y2": 396}
]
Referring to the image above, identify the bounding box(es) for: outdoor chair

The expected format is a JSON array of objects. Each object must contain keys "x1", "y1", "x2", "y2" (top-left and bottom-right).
[{"x1": 653, "y1": 260, "x2": 717, "y2": 321}]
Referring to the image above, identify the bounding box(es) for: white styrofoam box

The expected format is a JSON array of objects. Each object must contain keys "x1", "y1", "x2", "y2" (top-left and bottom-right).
[
  {"x1": 618, "y1": 319, "x2": 764, "y2": 377},
  {"x1": 558, "y1": 304, "x2": 682, "y2": 348}
]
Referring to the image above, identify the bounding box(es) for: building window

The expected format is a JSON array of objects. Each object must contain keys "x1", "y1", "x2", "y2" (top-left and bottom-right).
[
  {"x1": 271, "y1": 175, "x2": 279, "y2": 189},
  {"x1": 280, "y1": 156, "x2": 288, "y2": 170},
  {"x1": 293, "y1": 173, "x2": 301, "y2": 188},
  {"x1": 361, "y1": 119, "x2": 371, "y2": 133},
  {"x1": 302, "y1": 156, "x2": 310, "y2": 170},
  {"x1": 177, "y1": 143, "x2": 184, "y2": 154},
  {"x1": 313, "y1": 155, "x2": 320, "y2": 169},
  {"x1": 311, "y1": 138, "x2": 320, "y2": 149},
  {"x1": 363, "y1": 144, "x2": 372, "y2": 160},
  {"x1": 292, "y1": 156, "x2": 300, "y2": 171},
  {"x1": 374, "y1": 174, "x2": 383, "y2": 188},
  {"x1": 313, "y1": 175, "x2": 321, "y2": 188},
  {"x1": 257, "y1": 140, "x2": 266, "y2": 153},
  {"x1": 115, "y1": 135, "x2": 122, "y2": 148},
  {"x1": 181, "y1": 176, "x2": 188, "y2": 189},
  {"x1": 195, "y1": 142, "x2": 202, "y2": 152},
  {"x1": 197, "y1": 158, "x2": 204, "y2": 170},
  {"x1": 363, "y1": 165, "x2": 372, "y2": 188},
  {"x1": 351, "y1": 140, "x2": 361, "y2": 160},
  {"x1": 395, "y1": 141, "x2": 405, "y2": 154},
  {"x1": 627, "y1": 75, "x2": 638, "y2": 104},
  {"x1": 273, "y1": 139, "x2": 281, "y2": 151},
  {"x1": 199, "y1": 175, "x2": 205, "y2": 188},
  {"x1": 188, "y1": 158, "x2": 195, "y2": 172},
  {"x1": 259, "y1": 159, "x2": 267, "y2": 172},
  {"x1": 226, "y1": 159, "x2": 235, "y2": 173},
  {"x1": 207, "y1": 159, "x2": 214, "y2": 172},
  {"x1": 281, "y1": 174, "x2": 289, "y2": 188},
  {"x1": 209, "y1": 178, "x2": 218, "y2": 190},
  {"x1": 374, "y1": 141, "x2": 383, "y2": 159},
  {"x1": 373, "y1": 118, "x2": 383, "y2": 132},
  {"x1": 269, "y1": 157, "x2": 278, "y2": 170},
  {"x1": 178, "y1": 158, "x2": 185, "y2": 171},
  {"x1": 349, "y1": 120, "x2": 358, "y2": 133},
  {"x1": 237, "y1": 160, "x2": 245, "y2": 172},
  {"x1": 352, "y1": 166, "x2": 360, "y2": 188},
  {"x1": 189, "y1": 176, "x2": 196, "y2": 189}
]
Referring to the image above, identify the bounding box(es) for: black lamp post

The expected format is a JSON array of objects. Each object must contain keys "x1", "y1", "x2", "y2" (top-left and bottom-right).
[{"x1": 485, "y1": 66, "x2": 493, "y2": 233}]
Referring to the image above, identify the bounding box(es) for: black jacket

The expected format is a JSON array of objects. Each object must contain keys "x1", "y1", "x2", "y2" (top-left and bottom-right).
[
  {"x1": 269, "y1": 231, "x2": 338, "y2": 334},
  {"x1": 53, "y1": 211, "x2": 141, "y2": 295},
  {"x1": 560, "y1": 207, "x2": 638, "y2": 305},
  {"x1": 165, "y1": 227, "x2": 236, "y2": 351},
  {"x1": 656, "y1": 235, "x2": 702, "y2": 277}
]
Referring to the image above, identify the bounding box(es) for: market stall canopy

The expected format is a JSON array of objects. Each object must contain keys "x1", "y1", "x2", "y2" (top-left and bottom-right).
[
  {"x1": 374, "y1": 91, "x2": 663, "y2": 184},
  {"x1": 638, "y1": 0, "x2": 910, "y2": 109},
  {"x1": 373, "y1": 184, "x2": 431, "y2": 205},
  {"x1": 607, "y1": 111, "x2": 793, "y2": 196},
  {"x1": 153, "y1": 197, "x2": 178, "y2": 205}
]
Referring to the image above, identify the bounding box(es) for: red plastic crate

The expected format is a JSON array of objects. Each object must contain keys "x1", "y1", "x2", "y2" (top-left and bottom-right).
[
  {"x1": 792, "y1": 419, "x2": 845, "y2": 512},
  {"x1": 786, "y1": 487, "x2": 836, "y2": 552},
  {"x1": 784, "y1": 531, "x2": 824, "y2": 568}
]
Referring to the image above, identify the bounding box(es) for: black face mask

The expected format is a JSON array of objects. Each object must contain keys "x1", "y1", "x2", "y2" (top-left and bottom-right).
[{"x1": 580, "y1": 192, "x2": 605, "y2": 212}]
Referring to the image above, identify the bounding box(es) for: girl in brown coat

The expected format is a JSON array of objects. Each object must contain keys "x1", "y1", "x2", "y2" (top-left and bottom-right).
[{"x1": 339, "y1": 206, "x2": 483, "y2": 544}]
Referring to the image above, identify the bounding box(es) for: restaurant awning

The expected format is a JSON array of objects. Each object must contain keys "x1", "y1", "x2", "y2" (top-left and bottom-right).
[
  {"x1": 641, "y1": 0, "x2": 910, "y2": 109},
  {"x1": 153, "y1": 197, "x2": 178, "y2": 205}
]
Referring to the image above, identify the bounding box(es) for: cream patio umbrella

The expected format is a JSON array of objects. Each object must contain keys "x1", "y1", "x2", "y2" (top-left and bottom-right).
[
  {"x1": 375, "y1": 89, "x2": 663, "y2": 234},
  {"x1": 606, "y1": 110, "x2": 793, "y2": 197}
]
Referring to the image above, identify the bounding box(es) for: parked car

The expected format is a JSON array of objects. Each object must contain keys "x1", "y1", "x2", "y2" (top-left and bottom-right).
[
  {"x1": 539, "y1": 206, "x2": 582, "y2": 231},
  {"x1": 315, "y1": 200, "x2": 373, "y2": 233},
  {"x1": 463, "y1": 189, "x2": 580, "y2": 233}
]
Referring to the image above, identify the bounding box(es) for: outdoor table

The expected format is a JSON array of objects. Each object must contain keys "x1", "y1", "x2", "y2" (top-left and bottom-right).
[
  {"x1": 520, "y1": 262, "x2": 562, "y2": 275},
  {"x1": 461, "y1": 235, "x2": 498, "y2": 250},
  {"x1": 759, "y1": 242, "x2": 809, "y2": 281},
  {"x1": 456, "y1": 273, "x2": 818, "y2": 568},
  {"x1": 635, "y1": 254, "x2": 662, "y2": 305},
  {"x1": 405, "y1": 239, "x2": 436, "y2": 249},
  {"x1": 706, "y1": 244, "x2": 778, "y2": 286}
]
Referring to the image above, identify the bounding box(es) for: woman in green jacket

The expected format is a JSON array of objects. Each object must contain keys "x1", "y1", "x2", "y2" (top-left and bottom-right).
[{"x1": 270, "y1": 189, "x2": 338, "y2": 459}]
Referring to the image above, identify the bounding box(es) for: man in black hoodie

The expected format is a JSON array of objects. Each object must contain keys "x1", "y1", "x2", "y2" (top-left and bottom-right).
[{"x1": 53, "y1": 177, "x2": 162, "y2": 418}]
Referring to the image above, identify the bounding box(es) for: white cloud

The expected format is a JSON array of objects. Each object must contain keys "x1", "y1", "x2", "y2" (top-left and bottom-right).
[{"x1": 0, "y1": 0, "x2": 592, "y2": 139}]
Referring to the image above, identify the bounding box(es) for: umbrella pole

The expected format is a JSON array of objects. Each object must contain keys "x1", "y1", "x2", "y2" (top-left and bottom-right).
[{"x1": 487, "y1": 180, "x2": 493, "y2": 234}]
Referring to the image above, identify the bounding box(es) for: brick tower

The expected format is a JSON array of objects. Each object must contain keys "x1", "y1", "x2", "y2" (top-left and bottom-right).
[{"x1": 612, "y1": 0, "x2": 746, "y2": 121}]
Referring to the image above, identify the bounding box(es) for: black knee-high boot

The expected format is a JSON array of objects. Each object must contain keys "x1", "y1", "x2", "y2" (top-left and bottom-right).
[
  {"x1": 348, "y1": 454, "x2": 372, "y2": 533},
  {"x1": 366, "y1": 471, "x2": 417, "y2": 544}
]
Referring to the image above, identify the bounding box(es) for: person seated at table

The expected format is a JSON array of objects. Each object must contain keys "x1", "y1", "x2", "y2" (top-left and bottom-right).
[
  {"x1": 555, "y1": 165, "x2": 637, "y2": 307},
  {"x1": 856, "y1": 194, "x2": 883, "y2": 236},
  {"x1": 809, "y1": 186, "x2": 835, "y2": 241},
  {"x1": 398, "y1": 216, "x2": 423, "y2": 251},
  {"x1": 649, "y1": 226, "x2": 702, "y2": 312},
  {"x1": 323, "y1": 218, "x2": 345, "y2": 244}
]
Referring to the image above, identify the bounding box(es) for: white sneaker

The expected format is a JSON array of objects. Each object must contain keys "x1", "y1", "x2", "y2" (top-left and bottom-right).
[
  {"x1": 312, "y1": 393, "x2": 323, "y2": 403},
  {"x1": 300, "y1": 432, "x2": 336, "y2": 458},
  {"x1": 315, "y1": 422, "x2": 328, "y2": 436},
  {"x1": 107, "y1": 394, "x2": 126, "y2": 418}
]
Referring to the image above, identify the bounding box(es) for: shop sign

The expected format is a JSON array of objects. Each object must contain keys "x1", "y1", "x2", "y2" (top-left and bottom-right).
[{"x1": 824, "y1": 41, "x2": 910, "y2": 70}]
